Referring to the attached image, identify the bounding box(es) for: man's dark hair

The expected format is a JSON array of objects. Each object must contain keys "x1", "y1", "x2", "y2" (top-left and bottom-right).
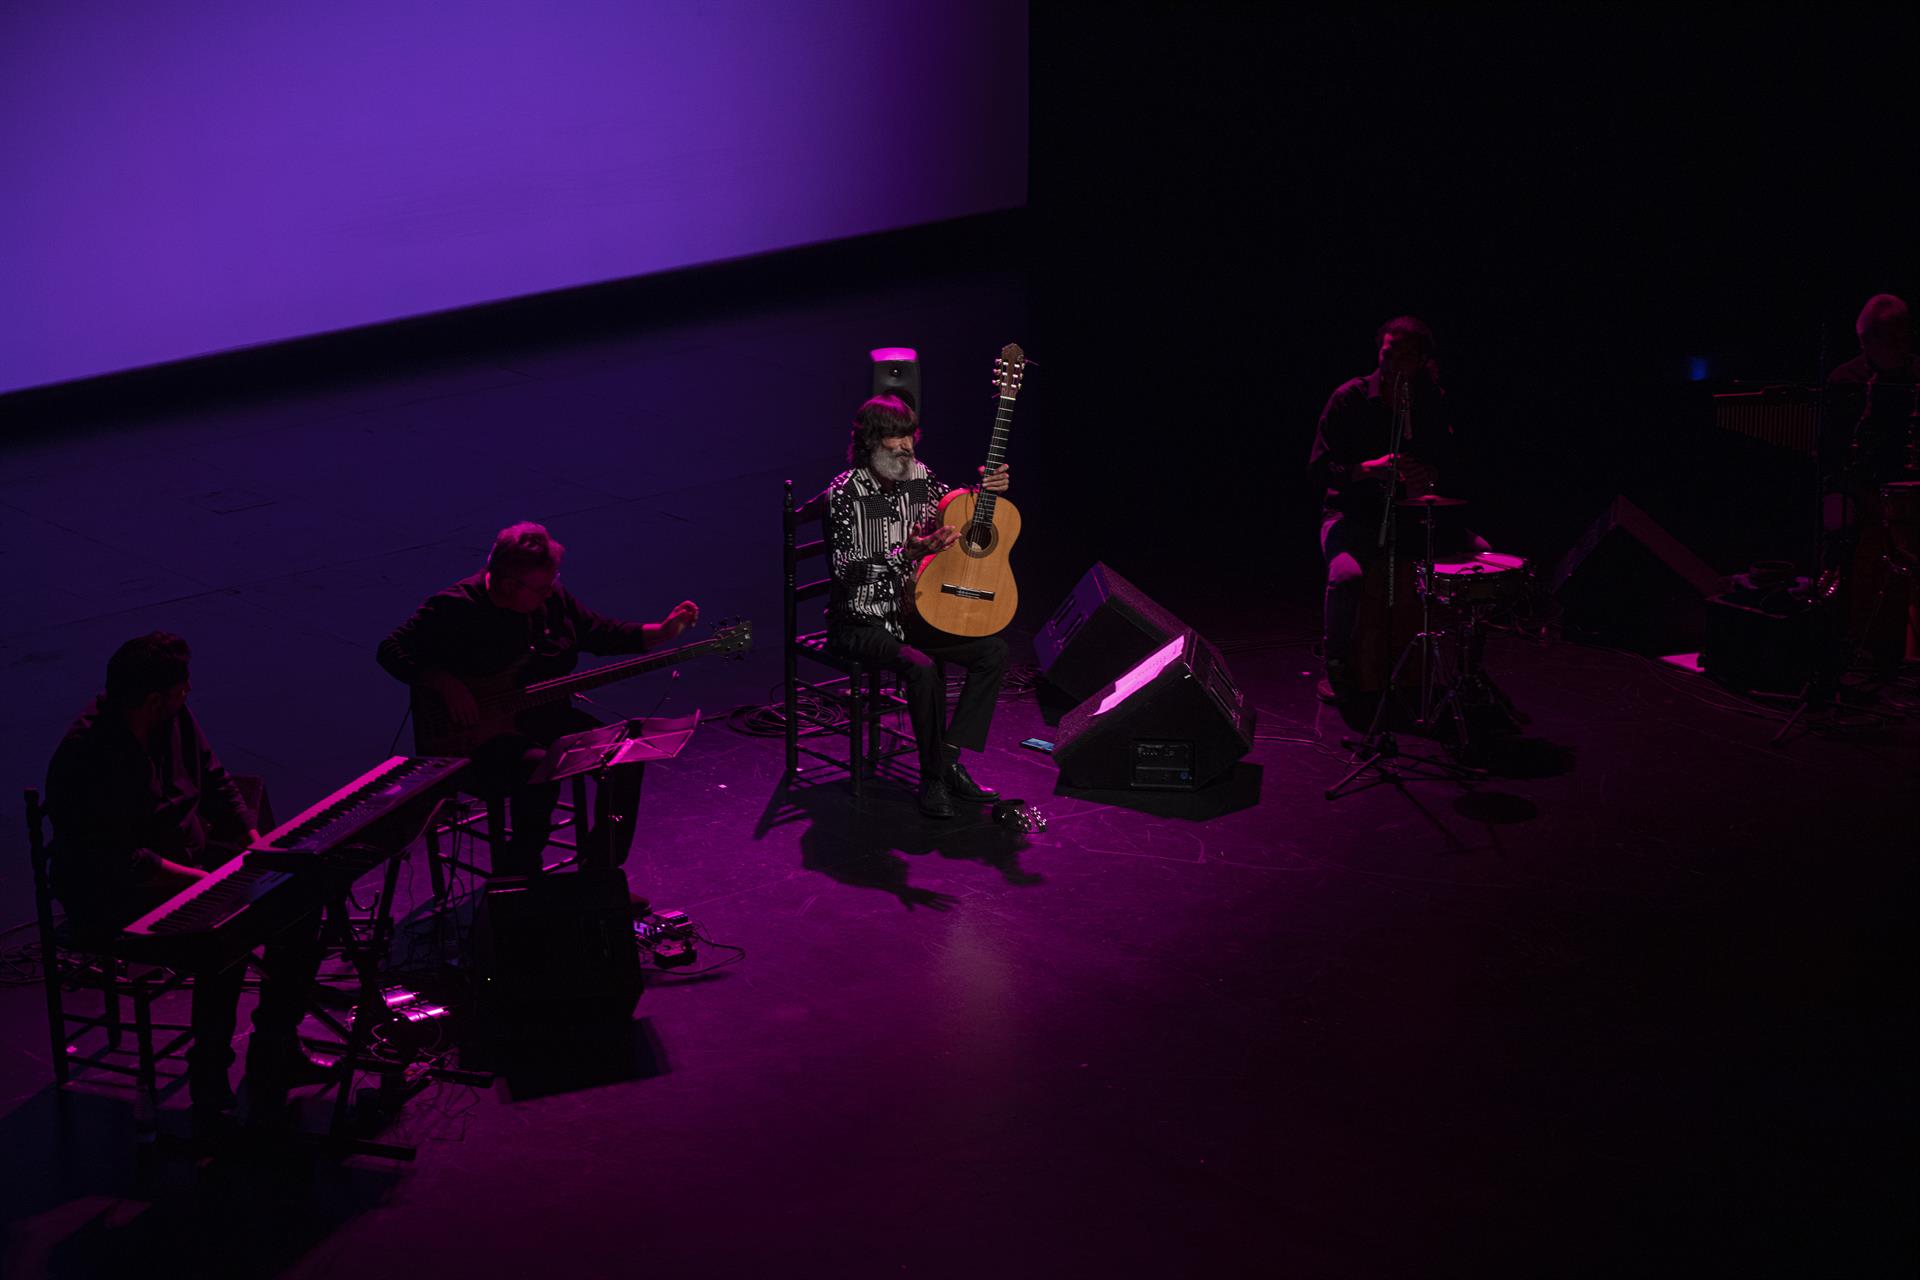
[
  {"x1": 1857, "y1": 293, "x2": 1911, "y2": 342},
  {"x1": 105, "y1": 632, "x2": 191, "y2": 708},
  {"x1": 487, "y1": 521, "x2": 566, "y2": 577},
  {"x1": 848, "y1": 394, "x2": 919, "y2": 466},
  {"x1": 1376, "y1": 315, "x2": 1437, "y2": 356}
]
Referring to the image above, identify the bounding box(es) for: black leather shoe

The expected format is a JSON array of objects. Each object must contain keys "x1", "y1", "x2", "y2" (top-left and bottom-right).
[
  {"x1": 917, "y1": 777, "x2": 955, "y2": 819},
  {"x1": 943, "y1": 756, "x2": 999, "y2": 803}
]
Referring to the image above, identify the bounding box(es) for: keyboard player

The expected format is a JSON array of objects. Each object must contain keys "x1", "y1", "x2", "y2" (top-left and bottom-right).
[{"x1": 43, "y1": 633, "x2": 329, "y2": 1122}]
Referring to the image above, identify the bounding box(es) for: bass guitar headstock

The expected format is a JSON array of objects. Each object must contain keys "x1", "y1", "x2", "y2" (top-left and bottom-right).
[{"x1": 707, "y1": 617, "x2": 754, "y2": 658}]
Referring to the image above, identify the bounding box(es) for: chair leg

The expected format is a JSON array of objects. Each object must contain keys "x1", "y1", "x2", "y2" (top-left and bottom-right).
[
  {"x1": 425, "y1": 820, "x2": 449, "y2": 902},
  {"x1": 132, "y1": 979, "x2": 158, "y2": 1136},
  {"x1": 784, "y1": 664, "x2": 800, "y2": 777},
  {"x1": 42, "y1": 952, "x2": 69, "y2": 1087},
  {"x1": 848, "y1": 671, "x2": 866, "y2": 798},
  {"x1": 868, "y1": 673, "x2": 884, "y2": 767},
  {"x1": 486, "y1": 797, "x2": 509, "y2": 873},
  {"x1": 105, "y1": 962, "x2": 124, "y2": 1051}
]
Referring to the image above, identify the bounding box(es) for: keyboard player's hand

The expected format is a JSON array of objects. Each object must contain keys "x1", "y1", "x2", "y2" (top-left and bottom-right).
[{"x1": 153, "y1": 859, "x2": 209, "y2": 896}]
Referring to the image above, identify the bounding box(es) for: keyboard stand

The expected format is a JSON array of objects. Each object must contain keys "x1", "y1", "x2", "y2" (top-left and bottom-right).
[{"x1": 291, "y1": 836, "x2": 492, "y2": 1161}]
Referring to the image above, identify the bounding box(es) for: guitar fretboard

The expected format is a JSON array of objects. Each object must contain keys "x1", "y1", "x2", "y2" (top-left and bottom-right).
[{"x1": 972, "y1": 394, "x2": 1017, "y2": 531}]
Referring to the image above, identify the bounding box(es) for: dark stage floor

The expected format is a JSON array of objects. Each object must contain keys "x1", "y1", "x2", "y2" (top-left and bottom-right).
[{"x1": 2, "y1": 236, "x2": 1914, "y2": 1276}]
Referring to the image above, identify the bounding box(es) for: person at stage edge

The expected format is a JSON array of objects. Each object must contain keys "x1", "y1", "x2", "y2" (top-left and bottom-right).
[
  {"x1": 377, "y1": 521, "x2": 699, "y2": 876},
  {"x1": 1824, "y1": 292, "x2": 1920, "y2": 665},
  {"x1": 823, "y1": 394, "x2": 1011, "y2": 818},
  {"x1": 1308, "y1": 315, "x2": 1475, "y2": 704},
  {"x1": 43, "y1": 632, "x2": 328, "y2": 1122}
]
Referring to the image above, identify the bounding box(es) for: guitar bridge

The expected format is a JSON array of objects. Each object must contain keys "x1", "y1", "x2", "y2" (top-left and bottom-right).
[{"x1": 940, "y1": 584, "x2": 996, "y2": 601}]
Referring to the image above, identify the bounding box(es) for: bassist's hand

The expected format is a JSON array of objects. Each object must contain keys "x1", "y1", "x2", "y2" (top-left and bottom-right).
[
  {"x1": 659, "y1": 599, "x2": 700, "y2": 642},
  {"x1": 421, "y1": 670, "x2": 480, "y2": 727},
  {"x1": 978, "y1": 463, "x2": 1011, "y2": 494}
]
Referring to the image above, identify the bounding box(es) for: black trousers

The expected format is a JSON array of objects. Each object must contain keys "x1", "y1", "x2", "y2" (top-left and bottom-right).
[
  {"x1": 829, "y1": 619, "x2": 1008, "y2": 778},
  {"x1": 187, "y1": 908, "x2": 326, "y2": 1092},
  {"x1": 464, "y1": 707, "x2": 602, "y2": 877}
]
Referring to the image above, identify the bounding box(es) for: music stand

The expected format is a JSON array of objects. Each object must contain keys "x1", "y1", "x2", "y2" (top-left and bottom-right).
[{"x1": 529, "y1": 713, "x2": 701, "y2": 869}]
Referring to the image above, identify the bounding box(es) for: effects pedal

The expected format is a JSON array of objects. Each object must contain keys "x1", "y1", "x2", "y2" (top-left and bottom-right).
[{"x1": 634, "y1": 910, "x2": 699, "y2": 968}]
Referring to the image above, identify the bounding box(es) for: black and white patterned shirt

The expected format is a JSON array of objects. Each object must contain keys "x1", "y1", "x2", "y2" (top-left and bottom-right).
[{"x1": 824, "y1": 461, "x2": 952, "y2": 638}]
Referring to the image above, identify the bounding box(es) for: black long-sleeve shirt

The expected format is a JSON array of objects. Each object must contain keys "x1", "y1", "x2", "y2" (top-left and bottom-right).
[
  {"x1": 376, "y1": 573, "x2": 653, "y2": 689},
  {"x1": 44, "y1": 697, "x2": 252, "y2": 915},
  {"x1": 1308, "y1": 370, "x2": 1460, "y2": 527},
  {"x1": 1824, "y1": 352, "x2": 1919, "y2": 488}
]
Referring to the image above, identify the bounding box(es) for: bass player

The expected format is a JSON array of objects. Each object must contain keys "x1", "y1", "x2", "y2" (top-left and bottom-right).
[{"x1": 377, "y1": 521, "x2": 699, "y2": 875}]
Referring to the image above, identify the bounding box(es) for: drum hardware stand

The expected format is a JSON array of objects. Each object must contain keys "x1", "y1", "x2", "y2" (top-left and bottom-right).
[
  {"x1": 1422, "y1": 603, "x2": 1527, "y2": 757},
  {"x1": 1327, "y1": 500, "x2": 1485, "y2": 800}
]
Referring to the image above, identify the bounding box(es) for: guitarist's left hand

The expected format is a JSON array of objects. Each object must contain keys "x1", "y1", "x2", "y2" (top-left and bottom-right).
[{"x1": 978, "y1": 463, "x2": 1011, "y2": 494}]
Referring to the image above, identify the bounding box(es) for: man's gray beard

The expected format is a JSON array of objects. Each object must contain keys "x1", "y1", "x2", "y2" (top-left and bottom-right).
[{"x1": 870, "y1": 447, "x2": 914, "y2": 483}]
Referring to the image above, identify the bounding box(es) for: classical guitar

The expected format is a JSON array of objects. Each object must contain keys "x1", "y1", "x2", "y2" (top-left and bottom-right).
[
  {"x1": 412, "y1": 620, "x2": 753, "y2": 757},
  {"x1": 912, "y1": 342, "x2": 1027, "y2": 637}
]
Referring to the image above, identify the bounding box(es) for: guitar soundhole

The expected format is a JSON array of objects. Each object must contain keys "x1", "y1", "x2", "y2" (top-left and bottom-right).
[{"x1": 964, "y1": 525, "x2": 995, "y2": 553}]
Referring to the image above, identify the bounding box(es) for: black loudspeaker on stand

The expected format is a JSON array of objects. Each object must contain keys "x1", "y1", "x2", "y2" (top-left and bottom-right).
[
  {"x1": 1035, "y1": 561, "x2": 1191, "y2": 702},
  {"x1": 868, "y1": 346, "x2": 921, "y2": 412},
  {"x1": 1052, "y1": 629, "x2": 1256, "y2": 791},
  {"x1": 473, "y1": 869, "x2": 642, "y2": 1026}
]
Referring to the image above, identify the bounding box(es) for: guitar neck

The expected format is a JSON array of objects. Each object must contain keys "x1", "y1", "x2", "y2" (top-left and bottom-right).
[
  {"x1": 971, "y1": 393, "x2": 1017, "y2": 528},
  {"x1": 490, "y1": 634, "x2": 727, "y2": 719}
]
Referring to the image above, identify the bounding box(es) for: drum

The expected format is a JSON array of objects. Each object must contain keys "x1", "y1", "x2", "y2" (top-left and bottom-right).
[
  {"x1": 1881, "y1": 480, "x2": 1920, "y2": 568},
  {"x1": 1420, "y1": 551, "x2": 1527, "y2": 608}
]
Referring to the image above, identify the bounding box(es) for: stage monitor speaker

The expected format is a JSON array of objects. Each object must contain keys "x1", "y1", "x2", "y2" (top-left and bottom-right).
[
  {"x1": 1548, "y1": 495, "x2": 1723, "y2": 654},
  {"x1": 1053, "y1": 629, "x2": 1256, "y2": 790},
  {"x1": 869, "y1": 346, "x2": 921, "y2": 412},
  {"x1": 1034, "y1": 561, "x2": 1191, "y2": 703},
  {"x1": 474, "y1": 869, "x2": 642, "y2": 1026}
]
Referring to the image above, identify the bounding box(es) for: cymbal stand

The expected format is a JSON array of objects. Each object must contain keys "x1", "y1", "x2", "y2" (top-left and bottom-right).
[
  {"x1": 1423, "y1": 600, "x2": 1526, "y2": 755},
  {"x1": 1326, "y1": 502, "x2": 1484, "y2": 799}
]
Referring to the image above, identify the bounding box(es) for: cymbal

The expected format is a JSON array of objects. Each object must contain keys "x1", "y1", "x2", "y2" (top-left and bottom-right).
[{"x1": 1396, "y1": 494, "x2": 1468, "y2": 508}]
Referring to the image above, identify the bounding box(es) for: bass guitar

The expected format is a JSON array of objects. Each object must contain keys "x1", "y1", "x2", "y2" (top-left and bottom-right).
[
  {"x1": 412, "y1": 620, "x2": 752, "y2": 757},
  {"x1": 912, "y1": 342, "x2": 1028, "y2": 637}
]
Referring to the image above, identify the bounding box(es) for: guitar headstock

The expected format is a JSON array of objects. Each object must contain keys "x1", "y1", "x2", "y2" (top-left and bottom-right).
[
  {"x1": 708, "y1": 617, "x2": 754, "y2": 658},
  {"x1": 992, "y1": 343, "x2": 1027, "y2": 400}
]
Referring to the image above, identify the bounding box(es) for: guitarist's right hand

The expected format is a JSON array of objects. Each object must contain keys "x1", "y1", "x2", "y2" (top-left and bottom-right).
[
  {"x1": 421, "y1": 669, "x2": 480, "y2": 727},
  {"x1": 905, "y1": 525, "x2": 959, "y2": 558}
]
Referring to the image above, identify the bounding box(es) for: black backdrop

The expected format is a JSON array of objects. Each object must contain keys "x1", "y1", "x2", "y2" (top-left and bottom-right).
[{"x1": 1024, "y1": 7, "x2": 1920, "y2": 598}]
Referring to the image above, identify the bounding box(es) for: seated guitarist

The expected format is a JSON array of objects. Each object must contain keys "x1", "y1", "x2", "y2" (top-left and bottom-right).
[
  {"x1": 377, "y1": 521, "x2": 699, "y2": 876},
  {"x1": 1309, "y1": 316, "x2": 1480, "y2": 704},
  {"x1": 43, "y1": 632, "x2": 327, "y2": 1124},
  {"x1": 824, "y1": 394, "x2": 1010, "y2": 818}
]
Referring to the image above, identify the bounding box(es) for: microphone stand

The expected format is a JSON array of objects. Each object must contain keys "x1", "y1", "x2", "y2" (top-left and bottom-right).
[{"x1": 1376, "y1": 373, "x2": 1410, "y2": 600}]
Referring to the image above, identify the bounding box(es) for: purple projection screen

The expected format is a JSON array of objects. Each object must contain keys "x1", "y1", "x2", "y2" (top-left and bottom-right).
[{"x1": 0, "y1": 1, "x2": 1028, "y2": 393}]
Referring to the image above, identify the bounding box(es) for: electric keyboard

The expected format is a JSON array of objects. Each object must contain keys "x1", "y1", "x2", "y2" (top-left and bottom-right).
[{"x1": 124, "y1": 755, "x2": 466, "y2": 946}]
